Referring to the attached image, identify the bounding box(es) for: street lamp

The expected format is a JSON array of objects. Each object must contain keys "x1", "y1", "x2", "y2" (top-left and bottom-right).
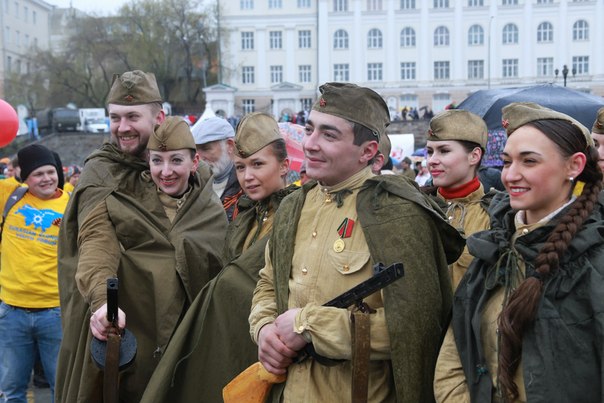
[{"x1": 554, "y1": 65, "x2": 576, "y2": 87}]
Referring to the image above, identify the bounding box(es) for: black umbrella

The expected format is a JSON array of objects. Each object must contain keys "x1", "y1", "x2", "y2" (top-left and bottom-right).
[{"x1": 457, "y1": 84, "x2": 604, "y2": 131}]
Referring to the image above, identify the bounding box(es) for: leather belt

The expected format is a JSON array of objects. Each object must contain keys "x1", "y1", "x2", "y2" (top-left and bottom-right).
[{"x1": 6, "y1": 304, "x2": 54, "y2": 313}]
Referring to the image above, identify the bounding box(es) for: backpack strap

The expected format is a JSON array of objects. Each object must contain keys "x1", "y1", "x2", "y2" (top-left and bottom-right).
[{"x1": 1, "y1": 186, "x2": 28, "y2": 240}]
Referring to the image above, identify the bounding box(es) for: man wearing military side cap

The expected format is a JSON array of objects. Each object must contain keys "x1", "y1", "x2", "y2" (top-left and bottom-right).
[
  {"x1": 192, "y1": 116, "x2": 242, "y2": 221},
  {"x1": 591, "y1": 106, "x2": 604, "y2": 173},
  {"x1": 250, "y1": 82, "x2": 463, "y2": 402},
  {"x1": 56, "y1": 72, "x2": 226, "y2": 403}
]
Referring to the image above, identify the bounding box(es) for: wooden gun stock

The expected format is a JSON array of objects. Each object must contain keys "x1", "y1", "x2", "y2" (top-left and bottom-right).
[{"x1": 223, "y1": 362, "x2": 286, "y2": 403}]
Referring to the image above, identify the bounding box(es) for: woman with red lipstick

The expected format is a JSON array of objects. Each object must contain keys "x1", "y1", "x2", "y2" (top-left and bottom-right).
[
  {"x1": 434, "y1": 103, "x2": 604, "y2": 402},
  {"x1": 140, "y1": 112, "x2": 298, "y2": 403},
  {"x1": 424, "y1": 109, "x2": 492, "y2": 289}
]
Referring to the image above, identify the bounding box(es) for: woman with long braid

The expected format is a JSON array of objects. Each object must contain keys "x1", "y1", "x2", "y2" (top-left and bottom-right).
[{"x1": 434, "y1": 102, "x2": 604, "y2": 402}]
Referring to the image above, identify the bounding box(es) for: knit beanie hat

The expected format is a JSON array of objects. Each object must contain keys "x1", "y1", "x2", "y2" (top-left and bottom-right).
[{"x1": 18, "y1": 144, "x2": 61, "y2": 183}]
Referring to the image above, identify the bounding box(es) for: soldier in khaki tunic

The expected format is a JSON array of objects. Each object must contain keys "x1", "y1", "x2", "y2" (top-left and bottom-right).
[
  {"x1": 56, "y1": 71, "x2": 226, "y2": 403},
  {"x1": 249, "y1": 82, "x2": 464, "y2": 402},
  {"x1": 591, "y1": 106, "x2": 604, "y2": 173},
  {"x1": 424, "y1": 110, "x2": 492, "y2": 290}
]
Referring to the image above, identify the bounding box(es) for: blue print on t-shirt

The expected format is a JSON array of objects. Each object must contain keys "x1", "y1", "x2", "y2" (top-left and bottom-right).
[{"x1": 16, "y1": 205, "x2": 62, "y2": 232}]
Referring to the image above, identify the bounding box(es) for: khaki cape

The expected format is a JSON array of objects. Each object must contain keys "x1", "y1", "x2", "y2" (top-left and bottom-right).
[{"x1": 55, "y1": 143, "x2": 227, "y2": 403}]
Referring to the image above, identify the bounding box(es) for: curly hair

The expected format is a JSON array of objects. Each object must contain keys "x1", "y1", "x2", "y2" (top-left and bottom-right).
[{"x1": 497, "y1": 119, "x2": 603, "y2": 400}]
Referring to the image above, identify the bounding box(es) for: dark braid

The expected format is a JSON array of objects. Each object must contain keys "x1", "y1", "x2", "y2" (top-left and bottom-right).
[{"x1": 497, "y1": 120, "x2": 603, "y2": 401}]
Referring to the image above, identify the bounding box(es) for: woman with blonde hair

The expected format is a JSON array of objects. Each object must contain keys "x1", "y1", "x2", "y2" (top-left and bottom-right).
[{"x1": 434, "y1": 102, "x2": 604, "y2": 402}]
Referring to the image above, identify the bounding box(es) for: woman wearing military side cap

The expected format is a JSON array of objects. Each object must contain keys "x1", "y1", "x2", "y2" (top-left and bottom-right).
[
  {"x1": 591, "y1": 106, "x2": 604, "y2": 173},
  {"x1": 422, "y1": 109, "x2": 492, "y2": 290},
  {"x1": 140, "y1": 112, "x2": 298, "y2": 403},
  {"x1": 434, "y1": 102, "x2": 604, "y2": 402}
]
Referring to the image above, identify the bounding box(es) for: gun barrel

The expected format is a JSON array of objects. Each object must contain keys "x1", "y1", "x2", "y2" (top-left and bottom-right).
[{"x1": 106, "y1": 278, "x2": 118, "y2": 324}]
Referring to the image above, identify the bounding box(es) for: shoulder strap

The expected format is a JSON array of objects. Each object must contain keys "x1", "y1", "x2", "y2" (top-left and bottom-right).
[{"x1": 1, "y1": 186, "x2": 28, "y2": 239}]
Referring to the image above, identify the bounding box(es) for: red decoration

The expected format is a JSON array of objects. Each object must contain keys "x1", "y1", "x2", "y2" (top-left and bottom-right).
[
  {"x1": 319, "y1": 98, "x2": 326, "y2": 107},
  {"x1": 0, "y1": 99, "x2": 18, "y2": 147},
  {"x1": 502, "y1": 118, "x2": 509, "y2": 129}
]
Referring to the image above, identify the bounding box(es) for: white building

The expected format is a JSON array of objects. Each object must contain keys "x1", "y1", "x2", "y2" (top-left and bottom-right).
[
  {"x1": 0, "y1": 0, "x2": 54, "y2": 97},
  {"x1": 208, "y1": 0, "x2": 604, "y2": 119}
]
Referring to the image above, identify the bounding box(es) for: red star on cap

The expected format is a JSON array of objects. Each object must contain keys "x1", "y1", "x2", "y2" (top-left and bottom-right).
[
  {"x1": 597, "y1": 122, "x2": 603, "y2": 129},
  {"x1": 124, "y1": 95, "x2": 134, "y2": 102},
  {"x1": 502, "y1": 118, "x2": 509, "y2": 129},
  {"x1": 319, "y1": 98, "x2": 326, "y2": 107}
]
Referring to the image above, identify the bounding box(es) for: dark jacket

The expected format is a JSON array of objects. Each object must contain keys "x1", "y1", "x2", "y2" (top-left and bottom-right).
[
  {"x1": 220, "y1": 165, "x2": 242, "y2": 222},
  {"x1": 452, "y1": 191, "x2": 604, "y2": 402}
]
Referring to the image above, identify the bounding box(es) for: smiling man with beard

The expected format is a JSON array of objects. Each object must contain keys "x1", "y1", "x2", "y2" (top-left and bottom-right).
[{"x1": 55, "y1": 71, "x2": 227, "y2": 403}]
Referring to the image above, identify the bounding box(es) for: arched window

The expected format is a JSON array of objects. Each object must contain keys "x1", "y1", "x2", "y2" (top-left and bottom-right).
[
  {"x1": 333, "y1": 29, "x2": 349, "y2": 49},
  {"x1": 468, "y1": 24, "x2": 484, "y2": 45},
  {"x1": 502, "y1": 23, "x2": 518, "y2": 44},
  {"x1": 434, "y1": 26, "x2": 449, "y2": 46},
  {"x1": 573, "y1": 20, "x2": 589, "y2": 41},
  {"x1": 367, "y1": 28, "x2": 383, "y2": 49},
  {"x1": 400, "y1": 27, "x2": 416, "y2": 47},
  {"x1": 537, "y1": 21, "x2": 553, "y2": 43}
]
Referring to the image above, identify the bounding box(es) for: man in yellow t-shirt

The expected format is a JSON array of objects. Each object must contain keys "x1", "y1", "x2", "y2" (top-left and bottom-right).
[{"x1": 0, "y1": 144, "x2": 69, "y2": 402}]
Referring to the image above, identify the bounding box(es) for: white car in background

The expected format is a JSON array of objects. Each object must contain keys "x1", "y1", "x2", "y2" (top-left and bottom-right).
[{"x1": 84, "y1": 117, "x2": 109, "y2": 133}]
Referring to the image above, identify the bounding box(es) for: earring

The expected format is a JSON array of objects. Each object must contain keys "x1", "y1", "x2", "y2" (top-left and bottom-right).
[{"x1": 569, "y1": 176, "x2": 574, "y2": 184}]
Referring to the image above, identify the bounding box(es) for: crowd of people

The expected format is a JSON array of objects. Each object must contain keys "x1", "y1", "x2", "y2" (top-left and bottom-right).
[{"x1": 1, "y1": 69, "x2": 604, "y2": 403}]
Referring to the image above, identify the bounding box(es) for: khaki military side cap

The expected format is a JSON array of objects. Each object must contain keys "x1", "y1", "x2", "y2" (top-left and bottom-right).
[
  {"x1": 148, "y1": 116, "x2": 195, "y2": 151},
  {"x1": 378, "y1": 132, "x2": 391, "y2": 162},
  {"x1": 427, "y1": 110, "x2": 488, "y2": 148},
  {"x1": 312, "y1": 82, "x2": 390, "y2": 140},
  {"x1": 106, "y1": 70, "x2": 162, "y2": 106},
  {"x1": 234, "y1": 112, "x2": 281, "y2": 158},
  {"x1": 502, "y1": 102, "x2": 593, "y2": 146},
  {"x1": 592, "y1": 107, "x2": 604, "y2": 134}
]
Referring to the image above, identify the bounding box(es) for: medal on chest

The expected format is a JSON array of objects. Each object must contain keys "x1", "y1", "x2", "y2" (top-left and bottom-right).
[{"x1": 333, "y1": 217, "x2": 355, "y2": 253}]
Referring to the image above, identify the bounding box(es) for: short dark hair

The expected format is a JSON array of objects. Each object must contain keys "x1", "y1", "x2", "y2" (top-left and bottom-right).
[{"x1": 269, "y1": 139, "x2": 288, "y2": 162}]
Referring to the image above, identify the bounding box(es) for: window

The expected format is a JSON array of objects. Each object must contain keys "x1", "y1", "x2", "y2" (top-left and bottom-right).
[
  {"x1": 537, "y1": 22, "x2": 553, "y2": 43},
  {"x1": 242, "y1": 100, "x2": 255, "y2": 114},
  {"x1": 15, "y1": 59, "x2": 21, "y2": 74},
  {"x1": 433, "y1": 93, "x2": 451, "y2": 112},
  {"x1": 537, "y1": 57, "x2": 553, "y2": 77},
  {"x1": 242, "y1": 66, "x2": 255, "y2": 84},
  {"x1": 240, "y1": 0, "x2": 254, "y2": 9},
  {"x1": 367, "y1": 63, "x2": 383, "y2": 81},
  {"x1": 4, "y1": 26, "x2": 8, "y2": 43},
  {"x1": 501, "y1": 0, "x2": 517, "y2": 4},
  {"x1": 334, "y1": 64, "x2": 349, "y2": 81},
  {"x1": 32, "y1": 10, "x2": 36, "y2": 23},
  {"x1": 268, "y1": 0, "x2": 282, "y2": 8},
  {"x1": 15, "y1": 30, "x2": 19, "y2": 47},
  {"x1": 334, "y1": 0, "x2": 348, "y2": 11},
  {"x1": 23, "y1": 6, "x2": 27, "y2": 22},
  {"x1": 468, "y1": 60, "x2": 484, "y2": 79},
  {"x1": 299, "y1": 65, "x2": 311, "y2": 82},
  {"x1": 269, "y1": 31, "x2": 282, "y2": 49},
  {"x1": 434, "y1": 26, "x2": 449, "y2": 46},
  {"x1": 270, "y1": 66, "x2": 283, "y2": 83},
  {"x1": 4, "y1": 0, "x2": 7, "y2": 13},
  {"x1": 536, "y1": 0, "x2": 552, "y2": 3},
  {"x1": 434, "y1": 61, "x2": 450, "y2": 80},
  {"x1": 433, "y1": 0, "x2": 449, "y2": 8},
  {"x1": 502, "y1": 59, "x2": 518, "y2": 78},
  {"x1": 298, "y1": 0, "x2": 311, "y2": 7},
  {"x1": 400, "y1": 94, "x2": 418, "y2": 109},
  {"x1": 573, "y1": 20, "x2": 589, "y2": 41},
  {"x1": 400, "y1": 62, "x2": 416, "y2": 80},
  {"x1": 298, "y1": 30, "x2": 311, "y2": 48},
  {"x1": 24, "y1": 34, "x2": 29, "y2": 47},
  {"x1": 241, "y1": 32, "x2": 254, "y2": 50},
  {"x1": 301, "y1": 98, "x2": 313, "y2": 111},
  {"x1": 13, "y1": 1, "x2": 17, "y2": 17},
  {"x1": 400, "y1": 0, "x2": 415, "y2": 9},
  {"x1": 367, "y1": 28, "x2": 383, "y2": 49},
  {"x1": 502, "y1": 23, "x2": 518, "y2": 44},
  {"x1": 400, "y1": 27, "x2": 416, "y2": 47},
  {"x1": 6, "y1": 55, "x2": 11, "y2": 72},
  {"x1": 367, "y1": 0, "x2": 382, "y2": 11},
  {"x1": 572, "y1": 56, "x2": 589, "y2": 75},
  {"x1": 468, "y1": 0, "x2": 483, "y2": 6},
  {"x1": 468, "y1": 25, "x2": 484, "y2": 45},
  {"x1": 333, "y1": 29, "x2": 349, "y2": 49}
]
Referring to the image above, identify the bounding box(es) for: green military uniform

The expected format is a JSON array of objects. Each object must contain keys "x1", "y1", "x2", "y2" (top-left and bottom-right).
[
  {"x1": 56, "y1": 143, "x2": 227, "y2": 403},
  {"x1": 250, "y1": 169, "x2": 464, "y2": 402},
  {"x1": 139, "y1": 186, "x2": 297, "y2": 403}
]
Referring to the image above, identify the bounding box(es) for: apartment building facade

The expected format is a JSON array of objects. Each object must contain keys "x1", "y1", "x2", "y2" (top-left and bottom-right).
[
  {"x1": 0, "y1": 0, "x2": 53, "y2": 97},
  {"x1": 207, "y1": 0, "x2": 604, "y2": 119}
]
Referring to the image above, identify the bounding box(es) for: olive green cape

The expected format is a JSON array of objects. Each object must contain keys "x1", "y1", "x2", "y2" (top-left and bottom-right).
[
  {"x1": 55, "y1": 143, "x2": 227, "y2": 403},
  {"x1": 269, "y1": 175, "x2": 464, "y2": 402},
  {"x1": 139, "y1": 186, "x2": 297, "y2": 403}
]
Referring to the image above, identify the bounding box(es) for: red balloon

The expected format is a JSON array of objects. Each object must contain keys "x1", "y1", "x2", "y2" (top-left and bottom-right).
[{"x1": 0, "y1": 99, "x2": 19, "y2": 147}]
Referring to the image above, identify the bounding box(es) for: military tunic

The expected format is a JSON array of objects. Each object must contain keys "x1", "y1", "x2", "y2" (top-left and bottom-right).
[{"x1": 251, "y1": 168, "x2": 465, "y2": 403}]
